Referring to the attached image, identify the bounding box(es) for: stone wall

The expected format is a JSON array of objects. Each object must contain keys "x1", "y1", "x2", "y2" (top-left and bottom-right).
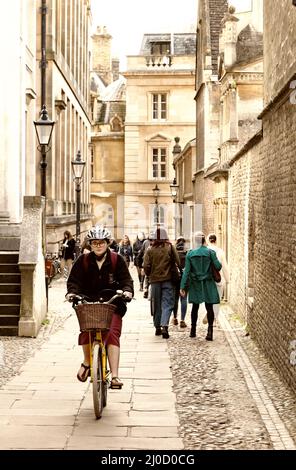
[
  {"x1": 194, "y1": 172, "x2": 214, "y2": 237},
  {"x1": 263, "y1": 0, "x2": 296, "y2": 105}
]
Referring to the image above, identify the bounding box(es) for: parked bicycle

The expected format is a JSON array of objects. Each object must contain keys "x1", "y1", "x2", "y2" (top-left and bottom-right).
[
  {"x1": 45, "y1": 252, "x2": 61, "y2": 286},
  {"x1": 70, "y1": 290, "x2": 129, "y2": 419}
]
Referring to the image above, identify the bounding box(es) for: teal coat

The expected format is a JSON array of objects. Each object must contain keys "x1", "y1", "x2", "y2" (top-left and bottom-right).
[{"x1": 180, "y1": 245, "x2": 222, "y2": 304}]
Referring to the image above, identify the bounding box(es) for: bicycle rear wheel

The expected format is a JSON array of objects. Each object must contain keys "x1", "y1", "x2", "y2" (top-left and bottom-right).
[{"x1": 92, "y1": 343, "x2": 103, "y2": 419}]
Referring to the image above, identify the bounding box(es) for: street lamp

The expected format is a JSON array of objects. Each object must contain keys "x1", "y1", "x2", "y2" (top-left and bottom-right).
[
  {"x1": 34, "y1": 105, "x2": 55, "y2": 197},
  {"x1": 170, "y1": 177, "x2": 185, "y2": 205},
  {"x1": 71, "y1": 150, "x2": 86, "y2": 255},
  {"x1": 170, "y1": 177, "x2": 179, "y2": 203},
  {"x1": 152, "y1": 183, "x2": 160, "y2": 227}
]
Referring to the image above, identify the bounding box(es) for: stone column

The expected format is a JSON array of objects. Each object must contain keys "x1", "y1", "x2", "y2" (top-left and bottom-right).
[
  {"x1": 18, "y1": 196, "x2": 47, "y2": 337},
  {"x1": 222, "y1": 6, "x2": 239, "y2": 69}
]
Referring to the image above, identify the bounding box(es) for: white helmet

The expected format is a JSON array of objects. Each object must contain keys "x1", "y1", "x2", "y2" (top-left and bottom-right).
[{"x1": 86, "y1": 225, "x2": 112, "y2": 242}]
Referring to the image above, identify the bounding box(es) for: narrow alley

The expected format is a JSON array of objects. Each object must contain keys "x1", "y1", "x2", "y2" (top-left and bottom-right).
[{"x1": 0, "y1": 272, "x2": 295, "y2": 451}]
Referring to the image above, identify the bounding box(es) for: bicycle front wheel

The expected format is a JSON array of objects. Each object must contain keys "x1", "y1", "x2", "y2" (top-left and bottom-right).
[{"x1": 92, "y1": 343, "x2": 103, "y2": 419}]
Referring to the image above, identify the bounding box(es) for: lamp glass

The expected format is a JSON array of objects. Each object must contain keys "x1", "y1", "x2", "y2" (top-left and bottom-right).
[
  {"x1": 170, "y1": 178, "x2": 179, "y2": 199},
  {"x1": 35, "y1": 122, "x2": 54, "y2": 146},
  {"x1": 71, "y1": 155, "x2": 86, "y2": 179},
  {"x1": 153, "y1": 184, "x2": 160, "y2": 198},
  {"x1": 34, "y1": 106, "x2": 55, "y2": 146}
]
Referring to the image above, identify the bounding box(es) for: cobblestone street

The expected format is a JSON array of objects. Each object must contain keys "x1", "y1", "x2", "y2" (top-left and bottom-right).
[{"x1": 0, "y1": 271, "x2": 295, "y2": 450}]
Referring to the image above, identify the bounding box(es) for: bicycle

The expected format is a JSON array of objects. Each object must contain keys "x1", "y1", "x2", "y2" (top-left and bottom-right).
[
  {"x1": 45, "y1": 252, "x2": 61, "y2": 286},
  {"x1": 71, "y1": 290, "x2": 127, "y2": 419}
]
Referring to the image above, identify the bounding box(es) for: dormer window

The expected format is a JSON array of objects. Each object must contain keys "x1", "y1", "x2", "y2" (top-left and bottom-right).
[{"x1": 150, "y1": 41, "x2": 171, "y2": 56}]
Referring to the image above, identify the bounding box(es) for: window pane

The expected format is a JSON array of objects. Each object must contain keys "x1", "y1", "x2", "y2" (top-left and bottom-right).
[
  {"x1": 153, "y1": 165, "x2": 158, "y2": 178},
  {"x1": 160, "y1": 165, "x2": 166, "y2": 178},
  {"x1": 161, "y1": 95, "x2": 167, "y2": 119},
  {"x1": 152, "y1": 95, "x2": 158, "y2": 119}
]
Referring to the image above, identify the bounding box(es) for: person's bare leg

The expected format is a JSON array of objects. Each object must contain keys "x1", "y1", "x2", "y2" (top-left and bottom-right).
[
  {"x1": 77, "y1": 344, "x2": 91, "y2": 380},
  {"x1": 82, "y1": 344, "x2": 90, "y2": 365},
  {"x1": 107, "y1": 344, "x2": 120, "y2": 378}
]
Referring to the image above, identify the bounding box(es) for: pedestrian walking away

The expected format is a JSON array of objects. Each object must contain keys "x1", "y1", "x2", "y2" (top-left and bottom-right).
[
  {"x1": 137, "y1": 233, "x2": 154, "y2": 299},
  {"x1": 180, "y1": 231, "x2": 221, "y2": 341},
  {"x1": 143, "y1": 227, "x2": 180, "y2": 339},
  {"x1": 66, "y1": 224, "x2": 134, "y2": 389},
  {"x1": 202, "y1": 232, "x2": 230, "y2": 324},
  {"x1": 133, "y1": 232, "x2": 146, "y2": 291},
  {"x1": 172, "y1": 236, "x2": 188, "y2": 328}
]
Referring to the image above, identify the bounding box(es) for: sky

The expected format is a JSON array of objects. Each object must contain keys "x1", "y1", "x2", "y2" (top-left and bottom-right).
[{"x1": 90, "y1": 0, "x2": 198, "y2": 70}]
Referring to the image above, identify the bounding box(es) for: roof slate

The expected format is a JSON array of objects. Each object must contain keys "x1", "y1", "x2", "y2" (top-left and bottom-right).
[
  {"x1": 140, "y1": 33, "x2": 196, "y2": 56},
  {"x1": 208, "y1": 0, "x2": 228, "y2": 74}
]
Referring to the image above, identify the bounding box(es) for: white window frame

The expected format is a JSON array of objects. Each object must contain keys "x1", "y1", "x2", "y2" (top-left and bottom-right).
[
  {"x1": 150, "y1": 92, "x2": 168, "y2": 121},
  {"x1": 152, "y1": 147, "x2": 167, "y2": 180},
  {"x1": 146, "y1": 134, "x2": 171, "y2": 181}
]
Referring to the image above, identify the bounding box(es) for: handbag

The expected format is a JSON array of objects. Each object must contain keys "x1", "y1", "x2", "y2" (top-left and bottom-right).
[
  {"x1": 170, "y1": 245, "x2": 181, "y2": 285},
  {"x1": 211, "y1": 262, "x2": 221, "y2": 283}
]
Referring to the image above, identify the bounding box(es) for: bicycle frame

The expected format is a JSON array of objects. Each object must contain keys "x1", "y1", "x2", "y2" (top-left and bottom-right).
[
  {"x1": 89, "y1": 328, "x2": 110, "y2": 418},
  {"x1": 74, "y1": 290, "x2": 125, "y2": 419}
]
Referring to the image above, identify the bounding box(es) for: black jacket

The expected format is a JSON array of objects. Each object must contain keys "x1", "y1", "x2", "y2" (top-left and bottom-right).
[
  {"x1": 133, "y1": 239, "x2": 145, "y2": 266},
  {"x1": 67, "y1": 250, "x2": 134, "y2": 316},
  {"x1": 62, "y1": 237, "x2": 76, "y2": 260}
]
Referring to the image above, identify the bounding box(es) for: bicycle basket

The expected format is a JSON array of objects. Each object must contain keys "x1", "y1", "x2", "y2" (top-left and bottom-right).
[{"x1": 76, "y1": 303, "x2": 116, "y2": 331}]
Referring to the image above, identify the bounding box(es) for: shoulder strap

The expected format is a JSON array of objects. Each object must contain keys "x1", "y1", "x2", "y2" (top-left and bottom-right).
[
  {"x1": 82, "y1": 253, "x2": 90, "y2": 271},
  {"x1": 110, "y1": 250, "x2": 118, "y2": 273}
]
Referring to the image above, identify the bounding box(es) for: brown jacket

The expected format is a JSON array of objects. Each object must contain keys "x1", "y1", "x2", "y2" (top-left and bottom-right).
[{"x1": 143, "y1": 242, "x2": 180, "y2": 283}]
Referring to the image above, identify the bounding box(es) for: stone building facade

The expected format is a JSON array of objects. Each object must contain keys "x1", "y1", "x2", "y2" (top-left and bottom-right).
[
  {"x1": 44, "y1": 0, "x2": 92, "y2": 251},
  {"x1": 0, "y1": 0, "x2": 93, "y2": 336},
  {"x1": 89, "y1": 27, "x2": 126, "y2": 240},
  {"x1": 124, "y1": 32, "x2": 196, "y2": 240},
  {"x1": 192, "y1": 0, "x2": 228, "y2": 240},
  {"x1": 188, "y1": 0, "x2": 263, "y2": 255}
]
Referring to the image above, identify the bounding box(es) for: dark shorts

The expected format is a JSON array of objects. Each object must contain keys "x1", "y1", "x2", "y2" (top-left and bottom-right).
[{"x1": 78, "y1": 312, "x2": 122, "y2": 347}]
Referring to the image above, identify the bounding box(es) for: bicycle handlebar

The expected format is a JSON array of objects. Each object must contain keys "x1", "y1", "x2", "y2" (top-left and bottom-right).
[{"x1": 69, "y1": 290, "x2": 131, "y2": 306}]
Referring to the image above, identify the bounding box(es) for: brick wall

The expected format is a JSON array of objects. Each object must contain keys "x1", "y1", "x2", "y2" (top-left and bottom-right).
[
  {"x1": 252, "y1": 101, "x2": 296, "y2": 391},
  {"x1": 229, "y1": 100, "x2": 296, "y2": 392},
  {"x1": 228, "y1": 148, "x2": 252, "y2": 322}
]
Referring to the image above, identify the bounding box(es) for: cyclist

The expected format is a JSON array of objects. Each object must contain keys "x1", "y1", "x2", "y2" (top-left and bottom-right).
[{"x1": 66, "y1": 225, "x2": 134, "y2": 389}]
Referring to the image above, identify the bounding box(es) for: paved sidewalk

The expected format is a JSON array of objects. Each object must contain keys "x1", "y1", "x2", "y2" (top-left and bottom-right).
[
  {"x1": 1, "y1": 274, "x2": 296, "y2": 451},
  {"x1": 0, "y1": 280, "x2": 183, "y2": 450}
]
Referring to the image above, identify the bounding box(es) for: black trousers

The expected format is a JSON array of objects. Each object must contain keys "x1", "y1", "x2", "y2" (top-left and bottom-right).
[{"x1": 191, "y1": 303, "x2": 214, "y2": 327}]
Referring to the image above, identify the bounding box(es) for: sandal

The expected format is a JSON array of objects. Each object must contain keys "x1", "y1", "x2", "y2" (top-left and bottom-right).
[
  {"x1": 77, "y1": 363, "x2": 90, "y2": 382},
  {"x1": 110, "y1": 377, "x2": 123, "y2": 389}
]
